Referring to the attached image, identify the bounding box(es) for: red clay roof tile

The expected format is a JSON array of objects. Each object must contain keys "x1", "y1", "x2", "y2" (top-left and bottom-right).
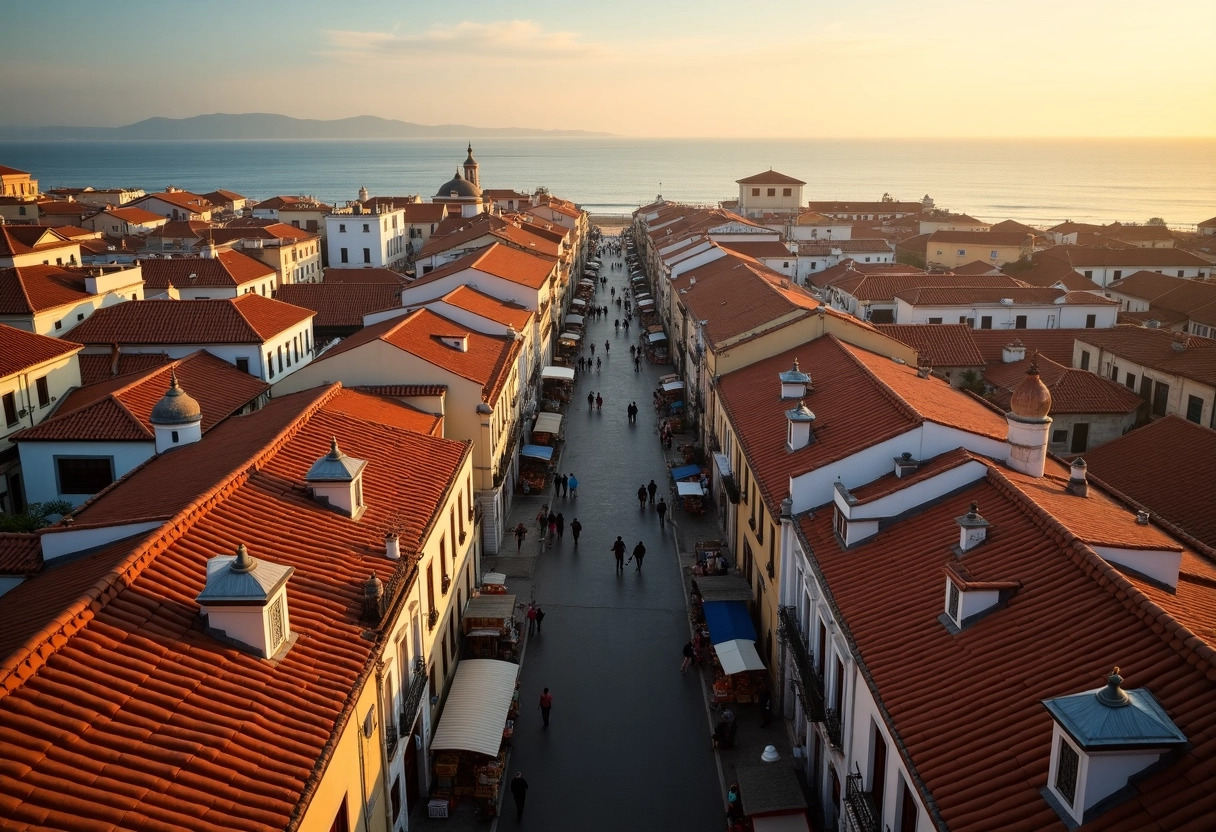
[
  {"x1": 0, "y1": 324, "x2": 82, "y2": 378},
  {"x1": 275, "y1": 282, "x2": 402, "y2": 328},
  {"x1": 65, "y1": 295, "x2": 313, "y2": 345},
  {"x1": 876, "y1": 324, "x2": 986, "y2": 368},
  {"x1": 735, "y1": 170, "x2": 807, "y2": 186},
  {"x1": 0, "y1": 265, "x2": 96, "y2": 315},
  {"x1": 0, "y1": 534, "x2": 41, "y2": 576},
  {"x1": 983, "y1": 355, "x2": 1142, "y2": 415}
]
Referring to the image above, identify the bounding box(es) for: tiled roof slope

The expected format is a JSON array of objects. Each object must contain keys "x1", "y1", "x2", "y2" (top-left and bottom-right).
[
  {"x1": 316, "y1": 308, "x2": 520, "y2": 403},
  {"x1": 735, "y1": 170, "x2": 807, "y2": 185},
  {"x1": 822, "y1": 273, "x2": 1023, "y2": 303},
  {"x1": 276, "y1": 283, "x2": 402, "y2": 328},
  {"x1": 65, "y1": 295, "x2": 313, "y2": 345},
  {"x1": 0, "y1": 324, "x2": 81, "y2": 378},
  {"x1": 968, "y1": 329, "x2": 1089, "y2": 367},
  {"x1": 1042, "y1": 244, "x2": 1211, "y2": 268},
  {"x1": 1076, "y1": 326, "x2": 1216, "y2": 387},
  {"x1": 437, "y1": 285, "x2": 532, "y2": 330},
  {"x1": 0, "y1": 534, "x2": 41, "y2": 577},
  {"x1": 78, "y1": 353, "x2": 172, "y2": 386},
  {"x1": 1082, "y1": 415, "x2": 1216, "y2": 550},
  {"x1": 0, "y1": 265, "x2": 96, "y2": 314},
  {"x1": 875, "y1": 324, "x2": 986, "y2": 367},
  {"x1": 0, "y1": 384, "x2": 470, "y2": 830},
  {"x1": 673, "y1": 255, "x2": 815, "y2": 349},
  {"x1": 894, "y1": 286, "x2": 1102, "y2": 306},
  {"x1": 411, "y1": 242, "x2": 554, "y2": 290},
  {"x1": 983, "y1": 355, "x2": 1143, "y2": 414},
  {"x1": 15, "y1": 351, "x2": 268, "y2": 442},
  {"x1": 322, "y1": 267, "x2": 408, "y2": 285},
  {"x1": 798, "y1": 457, "x2": 1216, "y2": 830},
  {"x1": 717, "y1": 336, "x2": 1005, "y2": 511},
  {"x1": 0, "y1": 226, "x2": 73, "y2": 258},
  {"x1": 138, "y1": 250, "x2": 274, "y2": 292}
]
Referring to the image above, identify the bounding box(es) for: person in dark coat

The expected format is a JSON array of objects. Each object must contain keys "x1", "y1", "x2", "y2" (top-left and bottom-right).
[
  {"x1": 647, "y1": 479, "x2": 657, "y2": 504},
  {"x1": 570, "y1": 517, "x2": 582, "y2": 545},
  {"x1": 637, "y1": 485, "x2": 648, "y2": 509},
  {"x1": 612, "y1": 536, "x2": 627, "y2": 572},
  {"x1": 556, "y1": 513, "x2": 565, "y2": 540},
  {"x1": 511, "y1": 772, "x2": 529, "y2": 821},
  {"x1": 656, "y1": 497, "x2": 668, "y2": 528},
  {"x1": 632, "y1": 541, "x2": 647, "y2": 572}
]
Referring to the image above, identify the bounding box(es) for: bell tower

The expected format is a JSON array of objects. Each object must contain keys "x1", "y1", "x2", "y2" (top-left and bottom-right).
[{"x1": 463, "y1": 144, "x2": 479, "y2": 189}]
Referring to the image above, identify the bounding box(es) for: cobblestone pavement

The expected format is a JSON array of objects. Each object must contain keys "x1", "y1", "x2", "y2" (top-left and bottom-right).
[{"x1": 414, "y1": 237, "x2": 798, "y2": 832}]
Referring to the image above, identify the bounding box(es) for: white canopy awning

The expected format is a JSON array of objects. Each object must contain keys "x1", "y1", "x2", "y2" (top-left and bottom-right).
[
  {"x1": 541, "y1": 366, "x2": 575, "y2": 381},
  {"x1": 753, "y1": 814, "x2": 812, "y2": 832},
  {"x1": 565, "y1": 314, "x2": 585, "y2": 325},
  {"x1": 430, "y1": 660, "x2": 520, "y2": 757},
  {"x1": 482, "y1": 572, "x2": 507, "y2": 586},
  {"x1": 570, "y1": 298, "x2": 586, "y2": 307},
  {"x1": 714, "y1": 639, "x2": 765, "y2": 675},
  {"x1": 586, "y1": 260, "x2": 602, "y2": 268},
  {"x1": 647, "y1": 331, "x2": 668, "y2": 344},
  {"x1": 579, "y1": 279, "x2": 595, "y2": 286},
  {"x1": 677, "y1": 481, "x2": 705, "y2": 497},
  {"x1": 559, "y1": 332, "x2": 581, "y2": 343},
  {"x1": 534, "y1": 412, "x2": 563, "y2": 435},
  {"x1": 638, "y1": 299, "x2": 655, "y2": 308},
  {"x1": 662, "y1": 380, "x2": 685, "y2": 393}
]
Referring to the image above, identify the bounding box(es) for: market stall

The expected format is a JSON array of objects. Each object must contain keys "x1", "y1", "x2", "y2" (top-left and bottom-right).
[
  {"x1": 480, "y1": 572, "x2": 508, "y2": 594},
  {"x1": 734, "y1": 765, "x2": 811, "y2": 832},
  {"x1": 540, "y1": 366, "x2": 575, "y2": 410},
  {"x1": 564, "y1": 313, "x2": 585, "y2": 332},
  {"x1": 430, "y1": 659, "x2": 521, "y2": 818},
  {"x1": 462, "y1": 594, "x2": 519, "y2": 660},
  {"x1": 531, "y1": 411, "x2": 564, "y2": 447},
  {"x1": 702, "y1": 600, "x2": 766, "y2": 703},
  {"x1": 692, "y1": 540, "x2": 731, "y2": 577},
  {"x1": 676, "y1": 480, "x2": 706, "y2": 514},
  {"x1": 645, "y1": 330, "x2": 669, "y2": 364},
  {"x1": 556, "y1": 332, "x2": 581, "y2": 364},
  {"x1": 517, "y1": 444, "x2": 554, "y2": 494},
  {"x1": 570, "y1": 297, "x2": 587, "y2": 311}
]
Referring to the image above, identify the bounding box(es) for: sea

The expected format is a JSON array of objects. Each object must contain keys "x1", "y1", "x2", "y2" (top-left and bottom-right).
[{"x1": 1, "y1": 137, "x2": 1212, "y2": 229}]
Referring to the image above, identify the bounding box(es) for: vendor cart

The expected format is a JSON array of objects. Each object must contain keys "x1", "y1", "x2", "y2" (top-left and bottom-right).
[
  {"x1": 517, "y1": 444, "x2": 554, "y2": 495},
  {"x1": 556, "y1": 332, "x2": 581, "y2": 364},
  {"x1": 540, "y1": 365, "x2": 575, "y2": 411},
  {"x1": 463, "y1": 594, "x2": 519, "y2": 660},
  {"x1": 676, "y1": 480, "x2": 706, "y2": 514},
  {"x1": 531, "y1": 411, "x2": 564, "y2": 451}
]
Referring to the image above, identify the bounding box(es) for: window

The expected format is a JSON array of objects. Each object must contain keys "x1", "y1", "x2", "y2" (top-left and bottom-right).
[
  {"x1": 1125, "y1": 372, "x2": 1135, "y2": 389},
  {"x1": 898, "y1": 777, "x2": 919, "y2": 832},
  {"x1": 1152, "y1": 381, "x2": 1170, "y2": 416},
  {"x1": 1014, "y1": 315, "x2": 1028, "y2": 329},
  {"x1": 1178, "y1": 270, "x2": 1185, "y2": 277},
  {"x1": 36, "y1": 376, "x2": 50, "y2": 408},
  {"x1": 54, "y1": 320, "x2": 62, "y2": 330},
  {"x1": 782, "y1": 188, "x2": 792, "y2": 197},
  {"x1": 338, "y1": 223, "x2": 346, "y2": 233},
  {"x1": 957, "y1": 249, "x2": 967, "y2": 257},
  {"x1": 946, "y1": 579, "x2": 959, "y2": 622},
  {"x1": 1070, "y1": 423, "x2": 1089, "y2": 453},
  {"x1": 1079, "y1": 350, "x2": 1091, "y2": 371},
  {"x1": 751, "y1": 188, "x2": 759, "y2": 196},
  {"x1": 927, "y1": 317, "x2": 943, "y2": 324},
  {"x1": 362, "y1": 247, "x2": 371, "y2": 263},
  {"x1": 362, "y1": 223, "x2": 370, "y2": 233},
  {"x1": 266, "y1": 352, "x2": 274, "y2": 378},
  {"x1": 3, "y1": 392, "x2": 17, "y2": 426},
  {"x1": 1052, "y1": 428, "x2": 1068, "y2": 443},
  {"x1": 1112, "y1": 270, "x2": 1122, "y2": 279},
  {"x1": 390, "y1": 777, "x2": 401, "y2": 821},
  {"x1": 56, "y1": 456, "x2": 114, "y2": 494},
  {"x1": 1055, "y1": 736, "x2": 1079, "y2": 805},
  {"x1": 1084, "y1": 270, "x2": 1093, "y2": 279},
  {"x1": 766, "y1": 188, "x2": 776, "y2": 197},
  {"x1": 236, "y1": 356, "x2": 249, "y2": 375},
  {"x1": 1085, "y1": 314, "x2": 1096, "y2": 328},
  {"x1": 834, "y1": 507, "x2": 848, "y2": 542},
  {"x1": 277, "y1": 346, "x2": 284, "y2": 373},
  {"x1": 171, "y1": 430, "x2": 179, "y2": 443},
  {"x1": 980, "y1": 316, "x2": 992, "y2": 329},
  {"x1": 340, "y1": 247, "x2": 348, "y2": 263},
  {"x1": 990, "y1": 250, "x2": 999, "y2": 259},
  {"x1": 1186, "y1": 395, "x2": 1203, "y2": 423},
  {"x1": 1110, "y1": 364, "x2": 1119, "y2": 381},
  {"x1": 291, "y1": 219, "x2": 300, "y2": 228}
]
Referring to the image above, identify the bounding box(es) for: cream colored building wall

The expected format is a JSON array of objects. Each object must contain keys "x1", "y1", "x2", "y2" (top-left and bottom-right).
[
  {"x1": 2, "y1": 242, "x2": 82, "y2": 269},
  {"x1": 1, "y1": 172, "x2": 38, "y2": 197},
  {"x1": 299, "y1": 681, "x2": 387, "y2": 832},
  {"x1": 737, "y1": 183, "x2": 804, "y2": 217},
  {"x1": 927, "y1": 241, "x2": 1026, "y2": 269}
]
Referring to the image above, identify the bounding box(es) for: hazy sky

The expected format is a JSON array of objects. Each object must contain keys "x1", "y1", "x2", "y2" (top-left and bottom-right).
[{"x1": 2, "y1": 0, "x2": 1213, "y2": 137}]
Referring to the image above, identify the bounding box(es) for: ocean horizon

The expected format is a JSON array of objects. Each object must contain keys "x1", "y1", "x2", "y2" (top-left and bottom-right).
[{"x1": 2, "y1": 136, "x2": 1212, "y2": 229}]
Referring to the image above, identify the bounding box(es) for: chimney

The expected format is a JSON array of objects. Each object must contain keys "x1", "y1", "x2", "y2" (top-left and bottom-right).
[
  {"x1": 785, "y1": 399, "x2": 816, "y2": 451},
  {"x1": 894, "y1": 452, "x2": 919, "y2": 477},
  {"x1": 1067, "y1": 458, "x2": 1089, "y2": 497},
  {"x1": 306, "y1": 437, "x2": 368, "y2": 520},
  {"x1": 779, "y1": 358, "x2": 812, "y2": 399},
  {"x1": 385, "y1": 532, "x2": 401, "y2": 560},
  {"x1": 956, "y1": 502, "x2": 990, "y2": 553},
  {"x1": 1005, "y1": 358, "x2": 1052, "y2": 478},
  {"x1": 363, "y1": 572, "x2": 385, "y2": 623},
  {"x1": 195, "y1": 544, "x2": 295, "y2": 658},
  {"x1": 1002, "y1": 340, "x2": 1026, "y2": 363},
  {"x1": 916, "y1": 358, "x2": 933, "y2": 379}
]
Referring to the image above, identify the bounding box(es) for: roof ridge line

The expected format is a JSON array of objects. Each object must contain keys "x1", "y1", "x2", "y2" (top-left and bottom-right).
[
  {"x1": 832, "y1": 335, "x2": 924, "y2": 424},
  {"x1": 984, "y1": 464, "x2": 1216, "y2": 679}
]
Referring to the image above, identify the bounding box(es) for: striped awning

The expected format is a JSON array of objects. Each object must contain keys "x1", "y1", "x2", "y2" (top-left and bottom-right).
[{"x1": 430, "y1": 660, "x2": 520, "y2": 758}]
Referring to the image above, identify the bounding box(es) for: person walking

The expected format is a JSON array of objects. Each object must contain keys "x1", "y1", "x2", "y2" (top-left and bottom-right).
[
  {"x1": 570, "y1": 517, "x2": 582, "y2": 544},
  {"x1": 647, "y1": 479, "x2": 657, "y2": 505},
  {"x1": 547, "y1": 510, "x2": 557, "y2": 541},
  {"x1": 604, "y1": 339, "x2": 609, "y2": 354},
  {"x1": 537, "y1": 505, "x2": 549, "y2": 536},
  {"x1": 588, "y1": 391, "x2": 594, "y2": 409},
  {"x1": 539, "y1": 687, "x2": 553, "y2": 727},
  {"x1": 657, "y1": 497, "x2": 668, "y2": 528},
  {"x1": 624, "y1": 319, "x2": 630, "y2": 334},
  {"x1": 568, "y1": 474, "x2": 579, "y2": 499},
  {"x1": 561, "y1": 472, "x2": 569, "y2": 498},
  {"x1": 590, "y1": 342, "x2": 595, "y2": 356},
  {"x1": 553, "y1": 473, "x2": 561, "y2": 499},
  {"x1": 637, "y1": 485, "x2": 648, "y2": 509},
  {"x1": 556, "y1": 513, "x2": 565, "y2": 540},
  {"x1": 514, "y1": 522, "x2": 528, "y2": 552},
  {"x1": 634, "y1": 355, "x2": 641, "y2": 372},
  {"x1": 612, "y1": 536, "x2": 627, "y2": 572},
  {"x1": 632, "y1": 540, "x2": 647, "y2": 572},
  {"x1": 596, "y1": 357, "x2": 602, "y2": 372},
  {"x1": 511, "y1": 772, "x2": 529, "y2": 822},
  {"x1": 682, "y1": 641, "x2": 695, "y2": 673},
  {"x1": 535, "y1": 606, "x2": 546, "y2": 635},
  {"x1": 527, "y1": 603, "x2": 537, "y2": 635}
]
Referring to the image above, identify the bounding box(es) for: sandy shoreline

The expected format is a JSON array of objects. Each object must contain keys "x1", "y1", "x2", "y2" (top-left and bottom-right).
[{"x1": 589, "y1": 213, "x2": 631, "y2": 234}]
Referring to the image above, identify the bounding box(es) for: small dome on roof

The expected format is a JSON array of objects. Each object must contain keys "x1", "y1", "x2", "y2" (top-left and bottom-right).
[
  {"x1": 1010, "y1": 358, "x2": 1052, "y2": 420},
  {"x1": 150, "y1": 371, "x2": 201, "y2": 425},
  {"x1": 435, "y1": 169, "x2": 482, "y2": 199}
]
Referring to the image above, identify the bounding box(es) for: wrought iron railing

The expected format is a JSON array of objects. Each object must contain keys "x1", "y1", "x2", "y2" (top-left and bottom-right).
[
  {"x1": 401, "y1": 658, "x2": 427, "y2": 730},
  {"x1": 441, "y1": 574, "x2": 451, "y2": 596},
  {"x1": 427, "y1": 608, "x2": 439, "y2": 630},
  {"x1": 844, "y1": 770, "x2": 880, "y2": 832},
  {"x1": 777, "y1": 606, "x2": 825, "y2": 721},
  {"x1": 825, "y1": 708, "x2": 843, "y2": 748},
  {"x1": 384, "y1": 718, "x2": 399, "y2": 758}
]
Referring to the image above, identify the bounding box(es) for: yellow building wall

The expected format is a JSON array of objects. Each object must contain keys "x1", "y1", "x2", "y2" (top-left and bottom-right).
[
  {"x1": 299, "y1": 681, "x2": 387, "y2": 832},
  {"x1": 926, "y1": 241, "x2": 1026, "y2": 269}
]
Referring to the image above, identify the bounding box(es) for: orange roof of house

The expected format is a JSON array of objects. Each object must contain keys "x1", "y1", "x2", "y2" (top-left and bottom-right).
[
  {"x1": 672, "y1": 254, "x2": 813, "y2": 349},
  {"x1": 412, "y1": 242, "x2": 554, "y2": 291},
  {"x1": 315, "y1": 307, "x2": 520, "y2": 403},
  {"x1": 275, "y1": 283, "x2": 402, "y2": 328},
  {"x1": 0, "y1": 226, "x2": 75, "y2": 258},
  {"x1": 894, "y1": 286, "x2": 1110, "y2": 307},
  {"x1": 717, "y1": 336, "x2": 1006, "y2": 512},
  {"x1": 139, "y1": 250, "x2": 274, "y2": 292},
  {"x1": 826, "y1": 272, "x2": 1024, "y2": 303},
  {"x1": 1042, "y1": 244, "x2": 1211, "y2": 269},
  {"x1": 0, "y1": 323, "x2": 82, "y2": 378},
  {"x1": 66, "y1": 295, "x2": 314, "y2": 345},
  {"x1": 798, "y1": 454, "x2": 1216, "y2": 830},
  {"x1": 0, "y1": 265, "x2": 97, "y2": 315},
  {"x1": 399, "y1": 203, "x2": 448, "y2": 223},
  {"x1": 717, "y1": 240, "x2": 796, "y2": 258},
  {"x1": 322, "y1": 267, "x2": 407, "y2": 285},
  {"x1": 876, "y1": 323, "x2": 986, "y2": 368},
  {"x1": 98, "y1": 206, "x2": 166, "y2": 225},
  {"x1": 736, "y1": 170, "x2": 807, "y2": 186},
  {"x1": 204, "y1": 223, "x2": 316, "y2": 245},
  {"x1": 135, "y1": 191, "x2": 214, "y2": 212},
  {"x1": 78, "y1": 352, "x2": 173, "y2": 386},
  {"x1": 0, "y1": 165, "x2": 31, "y2": 177},
  {"x1": 418, "y1": 213, "x2": 508, "y2": 258},
  {"x1": 436, "y1": 285, "x2": 532, "y2": 330},
  {"x1": 990, "y1": 219, "x2": 1040, "y2": 235},
  {"x1": 966, "y1": 329, "x2": 1086, "y2": 367},
  {"x1": 15, "y1": 351, "x2": 268, "y2": 442},
  {"x1": 34, "y1": 201, "x2": 91, "y2": 217},
  {"x1": 1083, "y1": 415, "x2": 1216, "y2": 550},
  {"x1": 0, "y1": 384, "x2": 470, "y2": 829},
  {"x1": 1075, "y1": 326, "x2": 1216, "y2": 387},
  {"x1": 0, "y1": 534, "x2": 41, "y2": 577},
  {"x1": 983, "y1": 355, "x2": 1143, "y2": 414}
]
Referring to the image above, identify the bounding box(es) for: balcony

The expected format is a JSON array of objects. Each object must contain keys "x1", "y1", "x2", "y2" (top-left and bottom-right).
[
  {"x1": 401, "y1": 658, "x2": 428, "y2": 730},
  {"x1": 844, "y1": 770, "x2": 880, "y2": 832},
  {"x1": 385, "y1": 718, "x2": 399, "y2": 759},
  {"x1": 824, "y1": 708, "x2": 843, "y2": 748},
  {"x1": 428, "y1": 608, "x2": 439, "y2": 630},
  {"x1": 777, "y1": 606, "x2": 825, "y2": 721},
  {"x1": 441, "y1": 574, "x2": 451, "y2": 596}
]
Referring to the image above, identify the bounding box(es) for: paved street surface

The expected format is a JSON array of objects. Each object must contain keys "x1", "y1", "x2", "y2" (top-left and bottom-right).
[{"x1": 417, "y1": 238, "x2": 799, "y2": 831}]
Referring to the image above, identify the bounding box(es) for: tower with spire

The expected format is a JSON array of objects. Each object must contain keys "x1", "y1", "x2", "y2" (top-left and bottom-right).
[{"x1": 463, "y1": 144, "x2": 479, "y2": 189}]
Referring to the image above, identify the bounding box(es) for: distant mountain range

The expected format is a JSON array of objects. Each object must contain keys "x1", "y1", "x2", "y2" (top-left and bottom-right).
[{"x1": 0, "y1": 113, "x2": 612, "y2": 141}]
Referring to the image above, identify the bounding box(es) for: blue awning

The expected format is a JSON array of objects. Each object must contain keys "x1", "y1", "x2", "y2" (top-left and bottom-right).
[
  {"x1": 520, "y1": 444, "x2": 554, "y2": 461},
  {"x1": 703, "y1": 600, "x2": 757, "y2": 645},
  {"x1": 670, "y1": 464, "x2": 701, "y2": 481}
]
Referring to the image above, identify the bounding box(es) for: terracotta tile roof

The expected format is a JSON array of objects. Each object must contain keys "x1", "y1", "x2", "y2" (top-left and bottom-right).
[
  {"x1": 66, "y1": 295, "x2": 314, "y2": 345},
  {"x1": 399, "y1": 203, "x2": 448, "y2": 223},
  {"x1": 204, "y1": 223, "x2": 316, "y2": 245},
  {"x1": 1076, "y1": 326, "x2": 1216, "y2": 387},
  {"x1": 0, "y1": 265, "x2": 96, "y2": 314},
  {"x1": 411, "y1": 242, "x2": 554, "y2": 291},
  {"x1": 483, "y1": 188, "x2": 531, "y2": 200},
  {"x1": 15, "y1": 351, "x2": 268, "y2": 442},
  {"x1": 1109, "y1": 272, "x2": 1216, "y2": 326},
  {"x1": 138, "y1": 250, "x2": 274, "y2": 292},
  {"x1": 990, "y1": 219, "x2": 1040, "y2": 235},
  {"x1": 0, "y1": 384, "x2": 470, "y2": 829},
  {"x1": 202, "y1": 188, "x2": 245, "y2": 203},
  {"x1": 34, "y1": 201, "x2": 91, "y2": 220},
  {"x1": 718, "y1": 336, "x2": 1005, "y2": 512},
  {"x1": 254, "y1": 195, "x2": 332, "y2": 212},
  {"x1": 797, "y1": 455, "x2": 1216, "y2": 831},
  {"x1": 795, "y1": 239, "x2": 892, "y2": 256},
  {"x1": 134, "y1": 190, "x2": 214, "y2": 213},
  {"x1": 322, "y1": 267, "x2": 407, "y2": 285},
  {"x1": 355, "y1": 383, "x2": 446, "y2": 397},
  {"x1": 876, "y1": 324, "x2": 986, "y2": 367},
  {"x1": 806, "y1": 200, "x2": 924, "y2": 215},
  {"x1": 847, "y1": 446, "x2": 978, "y2": 504},
  {"x1": 950, "y1": 260, "x2": 1004, "y2": 276},
  {"x1": 275, "y1": 282, "x2": 402, "y2": 328},
  {"x1": 78, "y1": 353, "x2": 172, "y2": 386},
  {"x1": 96, "y1": 206, "x2": 166, "y2": 225},
  {"x1": 1082, "y1": 415, "x2": 1216, "y2": 550},
  {"x1": 793, "y1": 211, "x2": 843, "y2": 226},
  {"x1": 0, "y1": 534, "x2": 41, "y2": 577},
  {"x1": 672, "y1": 255, "x2": 812, "y2": 349},
  {"x1": 316, "y1": 308, "x2": 520, "y2": 403},
  {"x1": 334, "y1": 387, "x2": 444, "y2": 436},
  {"x1": 1042, "y1": 244, "x2": 1211, "y2": 269},
  {"x1": 0, "y1": 226, "x2": 75, "y2": 258},
  {"x1": 0, "y1": 165, "x2": 31, "y2": 176},
  {"x1": 150, "y1": 219, "x2": 214, "y2": 241},
  {"x1": 894, "y1": 286, "x2": 1109, "y2": 306},
  {"x1": 0, "y1": 324, "x2": 82, "y2": 378},
  {"x1": 927, "y1": 230, "x2": 1032, "y2": 246},
  {"x1": 983, "y1": 355, "x2": 1143, "y2": 414},
  {"x1": 735, "y1": 170, "x2": 807, "y2": 186},
  {"x1": 1117, "y1": 307, "x2": 1190, "y2": 327},
  {"x1": 716, "y1": 240, "x2": 795, "y2": 258},
  {"x1": 436, "y1": 285, "x2": 532, "y2": 330},
  {"x1": 966, "y1": 329, "x2": 1085, "y2": 366},
  {"x1": 826, "y1": 273, "x2": 1025, "y2": 303}
]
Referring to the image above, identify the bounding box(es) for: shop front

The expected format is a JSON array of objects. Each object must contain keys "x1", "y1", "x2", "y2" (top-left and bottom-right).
[
  {"x1": 539, "y1": 366, "x2": 575, "y2": 411},
  {"x1": 702, "y1": 599, "x2": 767, "y2": 705},
  {"x1": 462, "y1": 593, "x2": 520, "y2": 660},
  {"x1": 517, "y1": 444, "x2": 554, "y2": 494}
]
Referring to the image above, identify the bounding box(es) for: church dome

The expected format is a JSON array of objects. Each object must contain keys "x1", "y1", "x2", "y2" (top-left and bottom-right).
[
  {"x1": 1010, "y1": 360, "x2": 1052, "y2": 420},
  {"x1": 435, "y1": 169, "x2": 482, "y2": 199},
  {"x1": 150, "y1": 371, "x2": 202, "y2": 425}
]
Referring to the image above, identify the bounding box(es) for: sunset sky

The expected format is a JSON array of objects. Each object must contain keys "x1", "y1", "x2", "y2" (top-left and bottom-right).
[{"x1": 3, "y1": 0, "x2": 1213, "y2": 138}]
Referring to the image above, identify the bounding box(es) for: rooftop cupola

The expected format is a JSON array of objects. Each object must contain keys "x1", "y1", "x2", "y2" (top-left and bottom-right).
[
  {"x1": 1006, "y1": 357, "x2": 1053, "y2": 478},
  {"x1": 306, "y1": 437, "x2": 368, "y2": 520},
  {"x1": 786, "y1": 399, "x2": 816, "y2": 451},
  {"x1": 955, "y1": 502, "x2": 990, "y2": 553},
  {"x1": 358, "y1": 185, "x2": 369, "y2": 202},
  {"x1": 1042, "y1": 668, "x2": 1187, "y2": 826},
  {"x1": 150, "y1": 370, "x2": 203, "y2": 453},
  {"x1": 1002, "y1": 340, "x2": 1027, "y2": 363},
  {"x1": 779, "y1": 358, "x2": 812, "y2": 399},
  {"x1": 195, "y1": 544, "x2": 295, "y2": 659},
  {"x1": 463, "y1": 143, "x2": 479, "y2": 188},
  {"x1": 1068, "y1": 458, "x2": 1089, "y2": 497}
]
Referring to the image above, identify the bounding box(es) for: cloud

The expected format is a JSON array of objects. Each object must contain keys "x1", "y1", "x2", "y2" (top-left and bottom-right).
[{"x1": 325, "y1": 20, "x2": 604, "y2": 63}]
